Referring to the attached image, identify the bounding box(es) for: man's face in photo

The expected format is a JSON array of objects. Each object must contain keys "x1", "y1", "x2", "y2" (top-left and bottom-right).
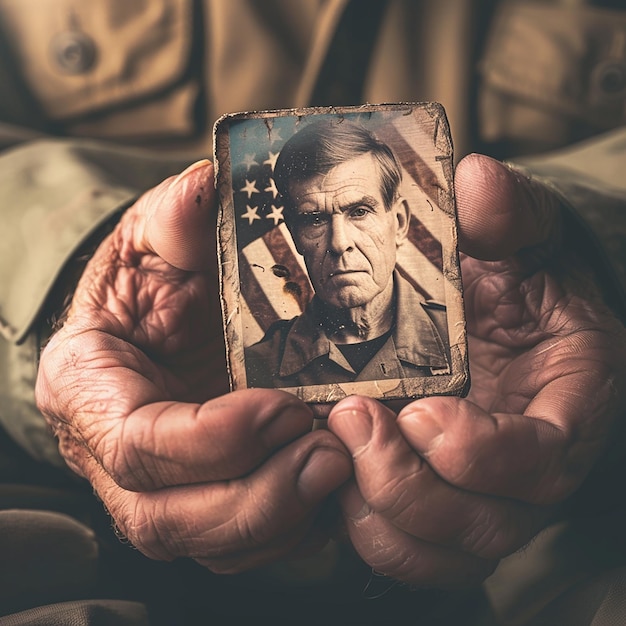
[{"x1": 288, "y1": 153, "x2": 410, "y2": 310}]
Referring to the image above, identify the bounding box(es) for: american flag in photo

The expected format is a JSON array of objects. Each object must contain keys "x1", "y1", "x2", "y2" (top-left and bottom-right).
[{"x1": 228, "y1": 112, "x2": 450, "y2": 346}]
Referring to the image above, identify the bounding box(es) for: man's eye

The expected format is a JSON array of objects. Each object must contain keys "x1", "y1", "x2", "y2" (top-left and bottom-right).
[
  {"x1": 350, "y1": 206, "x2": 370, "y2": 218},
  {"x1": 299, "y1": 213, "x2": 328, "y2": 228}
]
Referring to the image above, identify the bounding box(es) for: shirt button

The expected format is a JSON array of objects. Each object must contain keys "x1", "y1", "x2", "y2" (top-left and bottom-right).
[
  {"x1": 592, "y1": 61, "x2": 626, "y2": 97},
  {"x1": 51, "y1": 31, "x2": 96, "y2": 74}
]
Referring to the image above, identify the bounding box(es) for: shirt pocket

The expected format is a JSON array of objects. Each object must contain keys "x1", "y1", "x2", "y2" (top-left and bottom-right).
[
  {"x1": 478, "y1": 1, "x2": 626, "y2": 152},
  {"x1": 0, "y1": 0, "x2": 197, "y2": 138}
]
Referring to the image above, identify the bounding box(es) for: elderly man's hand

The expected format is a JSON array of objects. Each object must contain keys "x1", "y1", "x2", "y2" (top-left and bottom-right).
[
  {"x1": 328, "y1": 154, "x2": 626, "y2": 587},
  {"x1": 35, "y1": 161, "x2": 352, "y2": 573}
]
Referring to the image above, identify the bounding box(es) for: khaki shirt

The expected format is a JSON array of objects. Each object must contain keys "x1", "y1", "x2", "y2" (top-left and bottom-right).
[{"x1": 0, "y1": 0, "x2": 624, "y2": 155}]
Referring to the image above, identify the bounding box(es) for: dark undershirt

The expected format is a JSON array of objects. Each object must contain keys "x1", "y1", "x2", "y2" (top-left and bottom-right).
[{"x1": 336, "y1": 329, "x2": 392, "y2": 373}]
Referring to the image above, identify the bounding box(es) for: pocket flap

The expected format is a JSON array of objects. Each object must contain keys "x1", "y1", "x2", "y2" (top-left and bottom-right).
[
  {"x1": 479, "y1": 2, "x2": 626, "y2": 129},
  {"x1": 0, "y1": 0, "x2": 193, "y2": 120}
]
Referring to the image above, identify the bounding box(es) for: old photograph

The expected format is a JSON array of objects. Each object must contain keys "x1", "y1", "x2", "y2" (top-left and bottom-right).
[{"x1": 215, "y1": 103, "x2": 468, "y2": 408}]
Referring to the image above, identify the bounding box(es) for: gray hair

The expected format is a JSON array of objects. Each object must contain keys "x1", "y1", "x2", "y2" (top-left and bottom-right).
[{"x1": 274, "y1": 118, "x2": 402, "y2": 215}]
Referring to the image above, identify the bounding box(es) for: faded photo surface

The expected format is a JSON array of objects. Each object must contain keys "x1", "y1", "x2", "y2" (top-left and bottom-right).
[{"x1": 216, "y1": 104, "x2": 468, "y2": 406}]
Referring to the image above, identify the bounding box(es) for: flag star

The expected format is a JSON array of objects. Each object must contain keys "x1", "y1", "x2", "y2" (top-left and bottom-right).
[
  {"x1": 266, "y1": 204, "x2": 284, "y2": 226},
  {"x1": 241, "y1": 205, "x2": 261, "y2": 225},
  {"x1": 240, "y1": 178, "x2": 259, "y2": 198},
  {"x1": 264, "y1": 151, "x2": 279, "y2": 171},
  {"x1": 242, "y1": 153, "x2": 259, "y2": 170},
  {"x1": 265, "y1": 178, "x2": 279, "y2": 198}
]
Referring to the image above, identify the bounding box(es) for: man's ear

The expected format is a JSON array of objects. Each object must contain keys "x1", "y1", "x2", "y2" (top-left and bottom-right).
[{"x1": 394, "y1": 197, "x2": 411, "y2": 245}]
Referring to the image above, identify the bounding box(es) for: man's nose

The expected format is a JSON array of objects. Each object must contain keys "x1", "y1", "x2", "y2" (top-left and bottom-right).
[{"x1": 327, "y1": 215, "x2": 353, "y2": 255}]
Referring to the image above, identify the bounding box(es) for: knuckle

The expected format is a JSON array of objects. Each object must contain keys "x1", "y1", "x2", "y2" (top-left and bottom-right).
[
  {"x1": 89, "y1": 411, "x2": 164, "y2": 492},
  {"x1": 36, "y1": 332, "x2": 83, "y2": 418},
  {"x1": 460, "y1": 507, "x2": 508, "y2": 558},
  {"x1": 112, "y1": 499, "x2": 152, "y2": 555},
  {"x1": 366, "y1": 465, "x2": 425, "y2": 520},
  {"x1": 426, "y1": 446, "x2": 476, "y2": 490},
  {"x1": 97, "y1": 432, "x2": 156, "y2": 492},
  {"x1": 233, "y1": 494, "x2": 277, "y2": 549},
  {"x1": 459, "y1": 503, "x2": 544, "y2": 560},
  {"x1": 117, "y1": 495, "x2": 180, "y2": 561},
  {"x1": 87, "y1": 424, "x2": 141, "y2": 491},
  {"x1": 458, "y1": 508, "x2": 511, "y2": 559}
]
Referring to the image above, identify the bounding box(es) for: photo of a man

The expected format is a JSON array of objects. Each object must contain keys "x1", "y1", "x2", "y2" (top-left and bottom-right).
[{"x1": 244, "y1": 119, "x2": 451, "y2": 388}]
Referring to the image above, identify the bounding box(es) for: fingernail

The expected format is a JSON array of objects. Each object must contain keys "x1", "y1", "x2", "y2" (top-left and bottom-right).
[
  {"x1": 331, "y1": 407, "x2": 372, "y2": 455},
  {"x1": 174, "y1": 159, "x2": 211, "y2": 185},
  {"x1": 298, "y1": 447, "x2": 351, "y2": 504}
]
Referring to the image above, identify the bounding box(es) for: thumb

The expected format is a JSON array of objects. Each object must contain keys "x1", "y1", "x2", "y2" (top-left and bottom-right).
[
  {"x1": 138, "y1": 159, "x2": 217, "y2": 271},
  {"x1": 455, "y1": 153, "x2": 562, "y2": 260}
]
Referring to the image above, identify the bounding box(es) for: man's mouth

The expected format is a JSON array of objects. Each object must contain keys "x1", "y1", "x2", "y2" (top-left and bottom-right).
[{"x1": 328, "y1": 269, "x2": 363, "y2": 277}]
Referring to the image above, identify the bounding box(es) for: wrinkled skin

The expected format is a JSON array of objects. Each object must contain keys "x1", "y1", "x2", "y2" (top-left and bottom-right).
[
  {"x1": 328, "y1": 154, "x2": 626, "y2": 586},
  {"x1": 36, "y1": 154, "x2": 626, "y2": 585},
  {"x1": 36, "y1": 160, "x2": 353, "y2": 573}
]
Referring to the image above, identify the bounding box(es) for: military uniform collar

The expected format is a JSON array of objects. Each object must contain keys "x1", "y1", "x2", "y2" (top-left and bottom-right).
[{"x1": 278, "y1": 271, "x2": 449, "y2": 378}]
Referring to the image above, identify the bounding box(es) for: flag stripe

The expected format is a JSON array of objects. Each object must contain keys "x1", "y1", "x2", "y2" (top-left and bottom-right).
[
  {"x1": 396, "y1": 242, "x2": 445, "y2": 302},
  {"x1": 406, "y1": 214, "x2": 443, "y2": 270},
  {"x1": 375, "y1": 123, "x2": 443, "y2": 206}
]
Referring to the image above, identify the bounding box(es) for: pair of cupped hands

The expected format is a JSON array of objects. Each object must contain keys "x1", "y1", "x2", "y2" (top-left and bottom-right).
[{"x1": 36, "y1": 153, "x2": 626, "y2": 586}]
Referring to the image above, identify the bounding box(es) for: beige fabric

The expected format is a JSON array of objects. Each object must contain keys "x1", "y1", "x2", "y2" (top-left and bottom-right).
[
  {"x1": 364, "y1": 0, "x2": 475, "y2": 159},
  {"x1": 0, "y1": 0, "x2": 624, "y2": 157},
  {"x1": 67, "y1": 80, "x2": 200, "y2": 139},
  {"x1": 0, "y1": 0, "x2": 194, "y2": 120},
  {"x1": 479, "y1": 2, "x2": 626, "y2": 151}
]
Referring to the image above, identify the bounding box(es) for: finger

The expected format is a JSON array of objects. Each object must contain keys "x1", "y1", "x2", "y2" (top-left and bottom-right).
[
  {"x1": 194, "y1": 510, "x2": 334, "y2": 574},
  {"x1": 399, "y1": 397, "x2": 558, "y2": 502},
  {"x1": 37, "y1": 330, "x2": 315, "y2": 491},
  {"x1": 455, "y1": 153, "x2": 562, "y2": 260},
  {"x1": 107, "y1": 389, "x2": 316, "y2": 491},
  {"x1": 397, "y1": 360, "x2": 617, "y2": 506},
  {"x1": 328, "y1": 396, "x2": 547, "y2": 559},
  {"x1": 62, "y1": 428, "x2": 352, "y2": 570},
  {"x1": 135, "y1": 159, "x2": 217, "y2": 271},
  {"x1": 338, "y1": 482, "x2": 497, "y2": 587}
]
